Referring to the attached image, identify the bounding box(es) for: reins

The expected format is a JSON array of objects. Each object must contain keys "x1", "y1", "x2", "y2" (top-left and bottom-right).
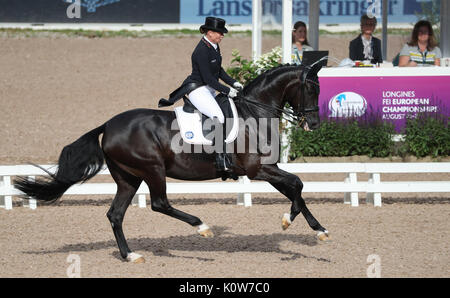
[
  {"x1": 236, "y1": 95, "x2": 302, "y2": 126},
  {"x1": 235, "y1": 65, "x2": 320, "y2": 127}
]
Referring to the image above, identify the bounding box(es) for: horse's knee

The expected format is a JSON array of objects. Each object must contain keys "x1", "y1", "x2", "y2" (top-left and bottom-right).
[{"x1": 107, "y1": 211, "x2": 123, "y2": 228}]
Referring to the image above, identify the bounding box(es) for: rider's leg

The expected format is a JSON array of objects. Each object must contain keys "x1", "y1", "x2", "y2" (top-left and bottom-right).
[
  {"x1": 188, "y1": 86, "x2": 231, "y2": 172},
  {"x1": 188, "y1": 86, "x2": 224, "y2": 123}
]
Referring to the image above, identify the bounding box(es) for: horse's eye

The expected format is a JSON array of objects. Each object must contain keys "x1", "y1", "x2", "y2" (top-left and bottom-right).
[
  {"x1": 307, "y1": 83, "x2": 320, "y2": 95},
  {"x1": 314, "y1": 86, "x2": 320, "y2": 95}
]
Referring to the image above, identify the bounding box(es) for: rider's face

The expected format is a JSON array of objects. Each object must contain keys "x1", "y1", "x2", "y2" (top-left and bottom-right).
[{"x1": 207, "y1": 30, "x2": 224, "y2": 44}]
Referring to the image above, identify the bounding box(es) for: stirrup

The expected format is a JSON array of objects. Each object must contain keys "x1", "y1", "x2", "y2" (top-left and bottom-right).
[
  {"x1": 216, "y1": 153, "x2": 233, "y2": 173},
  {"x1": 223, "y1": 153, "x2": 232, "y2": 171}
]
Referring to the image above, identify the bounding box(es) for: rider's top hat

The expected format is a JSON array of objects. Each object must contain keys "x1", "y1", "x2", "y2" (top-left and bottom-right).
[{"x1": 200, "y1": 17, "x2": 228, "y2": 34}]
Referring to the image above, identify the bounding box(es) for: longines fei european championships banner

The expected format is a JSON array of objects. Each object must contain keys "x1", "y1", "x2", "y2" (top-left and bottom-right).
[
  {"x1": 0, "y1": 0, "x2": 437, "y2": 24},
  {"x1": 318, "y1": 71, "x2": 450, "y2": 133}
]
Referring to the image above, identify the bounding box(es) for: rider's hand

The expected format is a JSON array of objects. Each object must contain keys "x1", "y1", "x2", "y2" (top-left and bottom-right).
[
  {"x1": 233, "y1": 81, "x2": 244, "y2": 91},
  {"x1": 228, "y1": 87, "x2": 238, "y2": 98}
]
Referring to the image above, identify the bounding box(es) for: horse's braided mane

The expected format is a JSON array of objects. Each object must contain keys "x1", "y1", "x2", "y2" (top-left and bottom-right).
[
  {"x1": 242, "y1": 63, "x2": 303, "y2": 95},
  {"x1": 234, "y1": 64, "x2": 303, "y2": 120}
]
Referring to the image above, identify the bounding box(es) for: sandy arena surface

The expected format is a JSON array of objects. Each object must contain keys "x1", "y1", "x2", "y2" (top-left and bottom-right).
[{"x1": 0, "y1": 34, "x2": 449, "y2": 278}]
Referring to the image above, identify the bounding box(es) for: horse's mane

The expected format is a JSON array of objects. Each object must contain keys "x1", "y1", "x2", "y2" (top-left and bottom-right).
[
  {"x1": 242, "y1": 64, "x2": 303, "y2": 95},
  {"x1": 235, "y1": 64, "x2": 304, "y2": 120}
]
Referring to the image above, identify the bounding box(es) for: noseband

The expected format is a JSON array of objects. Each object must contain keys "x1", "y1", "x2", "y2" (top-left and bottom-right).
[{"x1": 293, "y1": 105, "x2": 319, "y2": 128}]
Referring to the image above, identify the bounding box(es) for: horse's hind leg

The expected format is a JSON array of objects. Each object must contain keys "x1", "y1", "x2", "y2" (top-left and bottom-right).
[
  {"x1": 105, "y1": 158, "x2": 145, "y2": 263},
  {"x1": 144, "y1": 165, "x2": 214, "y2": 237}
]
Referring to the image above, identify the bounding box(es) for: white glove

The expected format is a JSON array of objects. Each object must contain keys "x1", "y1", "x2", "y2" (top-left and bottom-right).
[
  {"x1": 233, "y1": 81, "x2": 244, "y2": 91},
  {"x1": 228, "y1": 87, "x2": 238, "y2": 98}
]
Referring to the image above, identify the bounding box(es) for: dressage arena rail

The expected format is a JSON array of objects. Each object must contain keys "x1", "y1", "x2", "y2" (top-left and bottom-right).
[{"x1": 1, "y1": 163, "x2": 449, "y2": 210}]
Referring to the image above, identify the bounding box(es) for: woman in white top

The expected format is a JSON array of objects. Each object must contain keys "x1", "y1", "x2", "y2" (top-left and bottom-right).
[{"x1": 292, "y1": 21, "x2": 314, "y2": 65}]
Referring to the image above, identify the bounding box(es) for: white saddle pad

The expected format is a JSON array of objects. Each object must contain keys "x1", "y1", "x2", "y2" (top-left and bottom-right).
[{"x1": 174, "y1": 97, "x2": 239, "y2": 145}]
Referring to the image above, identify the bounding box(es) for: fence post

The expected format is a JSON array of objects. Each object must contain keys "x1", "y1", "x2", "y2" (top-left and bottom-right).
[
  {"x1": 22, "y1": 176, "x2": 37, "y2": 210},
  {"x1": 367, "y1": 175, "x2": 374, "y2": 204},
  {"x1": 132, "y1": 194, "x2": 147, "y2": 208},
  {"x1": 367, "y1": 173, "x2": 382, "y2": 207},
  {"x1": 344, "y1": 172, "x2": 358, "y2": 207},
  {"x1": 0, "y1": 176, "x2": 13, "y2": 210},
  {"x1": 344, "y1": 176, "x2": 351, "y2": 205},
  {"x1": 138, "y1": 194, "x2": 146, "y2": 208},
  {"x1": 237, "y1": 176, "x2": 252, "y2": 207}
]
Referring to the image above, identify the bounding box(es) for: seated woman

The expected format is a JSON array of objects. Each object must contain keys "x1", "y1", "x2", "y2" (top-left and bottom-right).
[
  {"x1": 399, "y1": 20, "x2": 441, "y2": 67},
  {"x1": 349, "y1": 14, "x2": 383, "y2": 64},
  {"x1": 292, "y1": 21, "x2": 314, "y2": 65}
]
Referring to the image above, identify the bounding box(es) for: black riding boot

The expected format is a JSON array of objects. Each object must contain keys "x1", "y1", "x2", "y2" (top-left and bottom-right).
[
  {"x1": 216, "y1": 145, "x2": 237, "y2": 181},
  {"x1": 213, "y1": 117, "x2": 233, "y2": 173},
  {"x1": 215, "y1": 144, "x2": 232, "y2": 172}
]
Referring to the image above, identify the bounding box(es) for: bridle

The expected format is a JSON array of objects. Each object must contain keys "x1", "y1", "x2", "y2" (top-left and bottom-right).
[
  {"x1": 292, "y1": 65, "x2": 320, "y2": 127},
  {"x1": 235, "y1": 66, "x2": 320, "y2": 128}
]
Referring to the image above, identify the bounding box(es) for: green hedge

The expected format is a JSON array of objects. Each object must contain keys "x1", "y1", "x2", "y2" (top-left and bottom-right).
[
  {"x1": 403, "y1": 113, "x2": 450, "y2": 158},
  {"x1": 288, "y1": 113, "x2": 449, "y2": 159}
]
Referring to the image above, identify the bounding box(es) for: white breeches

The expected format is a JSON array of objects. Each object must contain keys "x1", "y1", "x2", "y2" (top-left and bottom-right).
[{"x1": 188, "y1": 86, "x2": 225, "y2": 124}]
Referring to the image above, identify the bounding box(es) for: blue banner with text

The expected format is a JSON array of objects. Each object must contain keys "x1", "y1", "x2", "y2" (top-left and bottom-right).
[{"x1": 180, "y1": 0, "x2": 438, "y2": 24}]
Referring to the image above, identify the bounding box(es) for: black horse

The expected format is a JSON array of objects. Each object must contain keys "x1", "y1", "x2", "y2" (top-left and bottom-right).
[{"x1": 14, "y1": 63, "x2": 329, "y2": 263}]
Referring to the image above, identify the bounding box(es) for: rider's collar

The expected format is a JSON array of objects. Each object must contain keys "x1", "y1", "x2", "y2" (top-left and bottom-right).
[{"x1": 203, "y1": 36, "x2": 218, "y2": 50}]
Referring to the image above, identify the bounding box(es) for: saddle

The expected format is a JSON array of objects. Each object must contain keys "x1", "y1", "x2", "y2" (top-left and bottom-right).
[
  {"x1": 174, "y1": 95, "x2": 239, "y2": 145},
  {"x1": 159, "y1": 83, "x2": 239, "y2": 145}
]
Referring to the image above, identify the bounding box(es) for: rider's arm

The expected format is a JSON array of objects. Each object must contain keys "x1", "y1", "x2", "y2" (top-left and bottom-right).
[
  {"x1": 219, "y1": 67, "x2": 236, "y2": 87},
  {"x1": 193, "y1": 46, "x2": 231, "y2": 94}
]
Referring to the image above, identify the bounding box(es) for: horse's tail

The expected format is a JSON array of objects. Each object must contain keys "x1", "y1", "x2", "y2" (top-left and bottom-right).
[{"x1": 14, "y1": 124, "x2": 106, "y2": 203}]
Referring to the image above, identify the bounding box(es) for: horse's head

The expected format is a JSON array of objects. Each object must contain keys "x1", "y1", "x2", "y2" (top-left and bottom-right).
[
  {"x1": 288, "y1": 62, "x2": 322, "y2": 131},
  {"x1": 238, "y1": 63, "x2": 322, "y2": 131}
]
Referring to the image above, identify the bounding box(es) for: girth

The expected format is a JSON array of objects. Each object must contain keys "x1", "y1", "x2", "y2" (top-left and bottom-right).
[{"x1": 158, "y1": 82, "x2": 204, "y2": 108}]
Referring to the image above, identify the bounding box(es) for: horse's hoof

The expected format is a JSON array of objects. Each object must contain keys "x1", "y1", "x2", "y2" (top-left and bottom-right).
[
  {"x1": 281, "y1": 213, "x2": 291, "y2": 230},
  {"x1": 199, "y1": 229, "x2": 214, "y2": 238},
  {"x1": 133, "y1": 256, "x2": 146, "y2": 264},
  {"x1": 196, "y1": 223, "x2": 214, "y2": 238},
  {"x1": 317, "y1": 231, "x2": 330, "y2": 241},
  {"x1": 127, "y1": 252, "x2": 145, "y2": 264}
]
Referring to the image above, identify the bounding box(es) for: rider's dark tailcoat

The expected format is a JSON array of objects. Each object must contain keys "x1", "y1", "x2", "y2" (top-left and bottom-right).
[
  {"x1": 158, "y1": 37, "x2": 236, "y2": 107},
  {"x1": 183, "y1": 37, "x2": 236, "y2": 94}
]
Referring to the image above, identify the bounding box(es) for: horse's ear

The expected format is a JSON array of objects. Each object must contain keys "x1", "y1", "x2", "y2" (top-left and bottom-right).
[
  {"x1": 300, "y1": 66, "x2": 309, "y2": 83},
  {"x1": 308, "y1": 62, "x2": 323, "y2": 78}
]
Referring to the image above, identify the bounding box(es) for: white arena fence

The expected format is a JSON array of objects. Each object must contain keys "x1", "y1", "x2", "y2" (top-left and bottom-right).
[{"x1": 1, "y1": 163, "x2": 449, "y2": 210}]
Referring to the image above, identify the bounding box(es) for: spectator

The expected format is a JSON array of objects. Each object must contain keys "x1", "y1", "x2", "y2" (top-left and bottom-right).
[
  {"x1": 292, "y1": 21, "x2": 314, "y2": 65},
  {"x1": 349, "y1": 14, "x2": 383, "y2": 64},
  {"x1": 398, "y1": 20, "x2": 441, "y2": 67}
]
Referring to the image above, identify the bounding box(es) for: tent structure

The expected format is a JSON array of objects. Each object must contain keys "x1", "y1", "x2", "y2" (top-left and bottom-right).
[{"x1": 252, "y1": 0, "x2": 450, "y2": 62}]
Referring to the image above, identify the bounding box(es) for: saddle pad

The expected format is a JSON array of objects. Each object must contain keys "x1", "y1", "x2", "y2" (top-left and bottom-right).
[
  {"x1": 174, "y1": 98, "x2": 239, "y2": 145},
  {"x1": 174, "y1": 108, "x2": 213, "y2": 145}
]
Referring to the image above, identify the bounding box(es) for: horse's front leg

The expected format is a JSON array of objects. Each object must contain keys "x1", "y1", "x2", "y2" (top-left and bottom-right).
[{"x1": 251, "y1": 164, "x2": 329, "y2": 240}]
